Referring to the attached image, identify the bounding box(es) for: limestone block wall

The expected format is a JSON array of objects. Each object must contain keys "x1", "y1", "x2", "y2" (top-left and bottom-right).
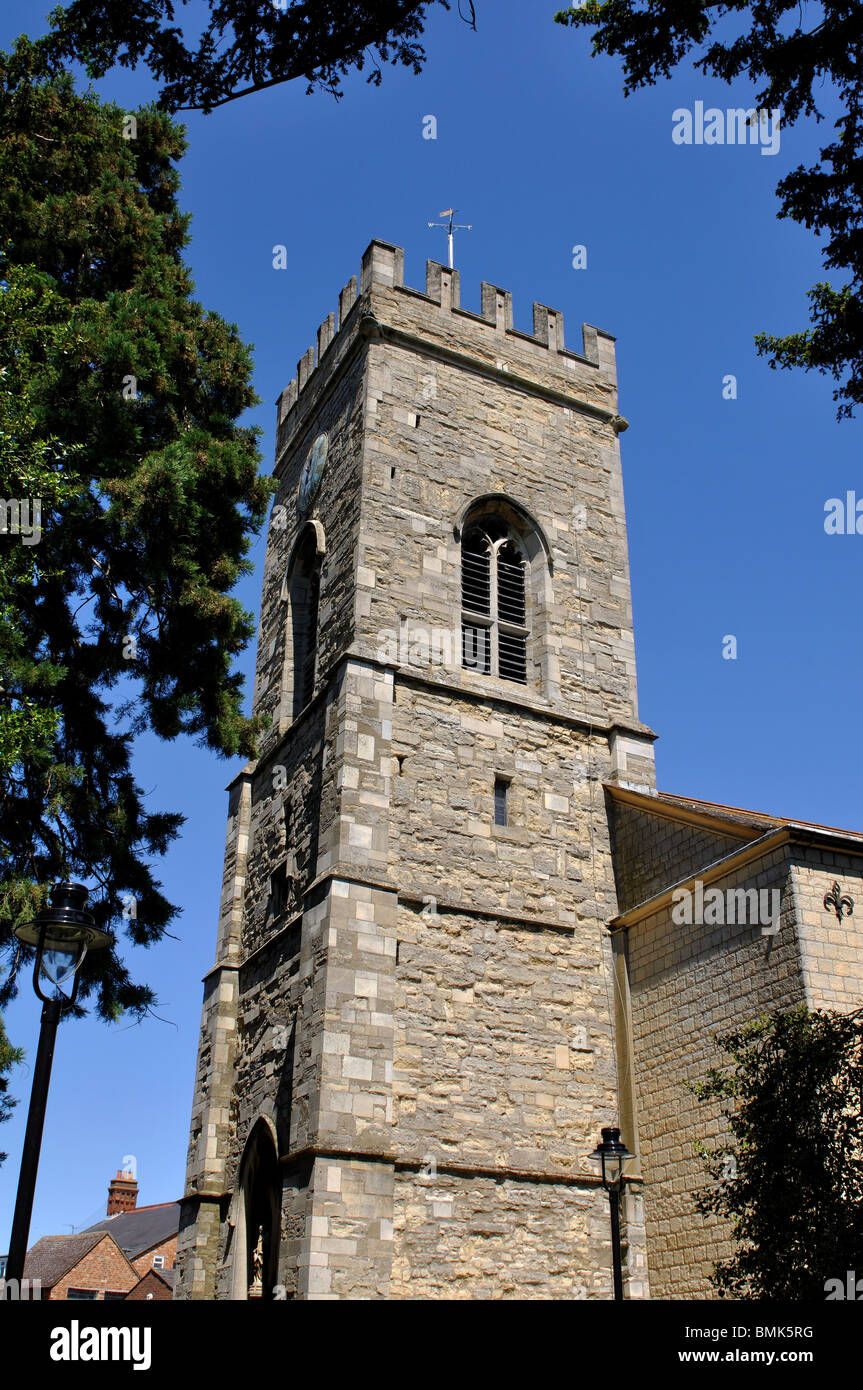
[
  {"x1": 393, "y1": 902, "x2": 617, "y2": 1171},
  {"x1": 390, "y1": 1170, "x2": 614, "y2": 1299},
  {"x1": 792, "y1": 850, "x2": 863, "y2": 1009},
  {"x1": 275, "y1": 879, "x2": 398, "y2": 1300},
  {"x1": 241, "y1": 706, "x2": 326, "y2": 959},
  {"x1": 175, "y1": 769, "x2": 252, "y2": 1300},
  {"x1": 624, "y1": 845, "x2": 805, "y2": 1298},
  {"x1": 390, "y1": 682, "x2": 614, "y2": 925},
  {"x1": 303, "y1": 1155, "x2": 394, "y2": 1299}
]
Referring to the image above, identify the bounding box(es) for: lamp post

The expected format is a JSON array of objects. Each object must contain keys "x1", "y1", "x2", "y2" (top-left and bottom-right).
[
  {"x1": 5, "y1": 883, "x2": 111, "y2": 1284},
  {"x1": 589, "y1": 1125, "x2": 634, "y2": 1301}
]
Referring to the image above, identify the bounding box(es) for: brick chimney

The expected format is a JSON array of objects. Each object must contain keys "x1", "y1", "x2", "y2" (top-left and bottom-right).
[{"x1": 107, "y1": 1169, "x2": 138, "y2": 1215}]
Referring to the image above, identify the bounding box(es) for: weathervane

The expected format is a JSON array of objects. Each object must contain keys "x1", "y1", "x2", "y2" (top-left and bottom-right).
[{"x1": 427, "y1": 208, "x2": 471, "y2": 269}]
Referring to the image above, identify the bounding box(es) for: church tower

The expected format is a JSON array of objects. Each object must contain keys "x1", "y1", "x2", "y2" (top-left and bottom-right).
[{"x1": 175, "y1": 240, "x2": 657, "y2": 1300}]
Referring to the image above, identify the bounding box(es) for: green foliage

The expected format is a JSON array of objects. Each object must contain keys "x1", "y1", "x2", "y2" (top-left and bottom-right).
[
  {"x1": 0, "y1": 37, "x2": 274, "y2": 1021},
  {"x1": 0, "y1": 1010, "x2": 24, "y2": 1166},
  {"x1": 691, "y1": 1006, "x2": 863, "y2": 1299},
  {"x1": 555, "y1": 1, "x2": 863, "y2": 418},
  {"x1": 40, "y1": 0, "x2": 455, "y2": 113}
]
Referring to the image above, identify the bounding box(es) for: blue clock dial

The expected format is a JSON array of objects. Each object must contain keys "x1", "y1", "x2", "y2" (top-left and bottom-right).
[{"x1": 298, "y1": 432, "x2": 328, "y2": 513}]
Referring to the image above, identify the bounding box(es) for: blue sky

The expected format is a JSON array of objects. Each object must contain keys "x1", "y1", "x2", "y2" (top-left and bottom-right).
[{"x1": 1, "y1": 0, "x2": 860, "y2": 1245}]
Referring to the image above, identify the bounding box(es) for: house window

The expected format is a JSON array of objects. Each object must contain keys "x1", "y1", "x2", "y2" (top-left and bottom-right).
[
  {"x1": 104, "y1": 1291, "x2": 127, "y2": 1300},
  {"x1": 66, "y1": 1288, "x2": 97, "y2": 1300},
  {"x1": 152, "y1": 1255, "x2": 165, "y2": 1269},
  {"x1": 494, "y1": 778, "x2": 509, "y2": 827},
  {"x1": 461, "y1": 519, "x2": 528, "y2": 684}
]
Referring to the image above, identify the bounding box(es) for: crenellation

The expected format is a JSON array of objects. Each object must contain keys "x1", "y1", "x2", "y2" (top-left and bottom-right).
[
  {"x1": 361, "y1": 238, "x2": 405, "y2": 292},
  {"x1": 480, "y1": 281, "x2": 514, "y2": 331},
  {"x1": 297, "y1": 345, "x2": 315, "y2": 391},
  {"x1": 582, "y1": 323, "x2": 617, "y2": 375},
  {"x1": 337, "y1": 276, "x2": 357, "y2": 330},
  {"x1": 277, "y1": 379, "x2": 297, "y2": 424},
  {"x1": 424, "y1": 258, "x2": 460, "y2": 308},
  {"x1": 316, "y1": 312, "x2": 335, "y2": 362},
  {"x1": 275, "y1": 241, "x2": 620, "y2": 439},
  {"x1": 532, "y1": 303, "x2": 564, "y2": 353}
]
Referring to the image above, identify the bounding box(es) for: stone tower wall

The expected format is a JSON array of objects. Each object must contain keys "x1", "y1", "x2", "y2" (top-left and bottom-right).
[{"x1": 176, "y1": 241, "x2": 655, "y2": 1299}]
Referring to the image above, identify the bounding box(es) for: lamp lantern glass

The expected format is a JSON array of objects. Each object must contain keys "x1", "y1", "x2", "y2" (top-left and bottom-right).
[
  {"x1": 14, "y1": 882, "x2": 112, "y2": 1002},
  {"x1": 589, "y1": 1126, "x2": 634, "y2": 1189}
]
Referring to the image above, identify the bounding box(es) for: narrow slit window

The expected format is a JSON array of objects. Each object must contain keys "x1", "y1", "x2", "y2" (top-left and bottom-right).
[
  {"x1": 270, "y1": 864, "x2": 291, "y2": 918},
  {"x1": 288, "y1": 531, "x2": 322, "y2": 718},
  {"x1": 494, "y1": 778, "x2": 509, "y2": 827},
  {"x1": 300, "y1": 567, "x2": 320, "y2": 706}
]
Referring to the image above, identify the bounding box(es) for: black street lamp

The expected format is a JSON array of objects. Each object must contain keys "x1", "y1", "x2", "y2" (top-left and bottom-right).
[
  {"x1": 589, "y1": 1125, "x2": 634, "y2": 1301},
  {"x1": 5, "y1": 883, "x2": 111, "y2": 1284}
]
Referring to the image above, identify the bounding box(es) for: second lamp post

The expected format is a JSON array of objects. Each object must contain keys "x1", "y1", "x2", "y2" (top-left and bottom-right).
[{"x1": 589, "y1": 1125, "x2": 634, "y2": 1301}]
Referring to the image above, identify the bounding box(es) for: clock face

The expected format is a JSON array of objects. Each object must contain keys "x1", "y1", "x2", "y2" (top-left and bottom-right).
[{"x1": 298, "y1": 432, "x2": 328, "y2": 513}]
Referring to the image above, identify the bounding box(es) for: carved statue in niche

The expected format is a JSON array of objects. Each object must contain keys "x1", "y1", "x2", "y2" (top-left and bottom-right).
[{"x1": 248, "y1": 1227, "x2": 264, "y2": 1299}]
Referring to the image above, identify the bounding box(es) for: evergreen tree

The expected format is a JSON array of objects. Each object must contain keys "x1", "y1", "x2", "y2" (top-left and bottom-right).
[
  {"x1": 556, "y1": 1, "x2": 863, "y2": 418},
  {"x1": 0, "y1": 38, "x2": 273, "y2": 1022},
  {"x1": 41, "y1": 0, "x2": 463, "y2": 113},
  {"x1": 0, "y1": 1012, "x2": 24, "y2": 1167},
  {"x1": 693, "y1": 1006, "x2": 863, "y2": 1299}
]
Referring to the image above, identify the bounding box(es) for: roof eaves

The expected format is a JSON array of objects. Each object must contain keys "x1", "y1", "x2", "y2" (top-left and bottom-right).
[{"x1": 609, "y1": 827, "x2": 791, "y2": 930}]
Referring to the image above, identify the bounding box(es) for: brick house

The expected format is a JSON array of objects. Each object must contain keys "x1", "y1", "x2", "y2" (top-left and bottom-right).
[
  {"x1": 23, "y1": 1231, "x2": 138, "y2": 1300},
  {"x1": 84, "y1": 1201, "x2": 180, "y2": 1278},
  {"x1": 125, "y1": 1267, "x2": 175, "y2": 1301},
  {"x1": 78, "y1": 1172, "x2": 180, "y2": 1277}
]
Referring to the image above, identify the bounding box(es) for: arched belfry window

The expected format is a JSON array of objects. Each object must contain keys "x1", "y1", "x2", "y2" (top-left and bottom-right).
[
  {"x1": 461, "y1": 516, "x2": 529, "y2": 684},
  {"x1": 287, "y1": 525, "x2": 323, "y2": 720}
]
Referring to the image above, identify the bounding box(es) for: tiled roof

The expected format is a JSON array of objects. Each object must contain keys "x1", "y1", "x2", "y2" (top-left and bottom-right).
[
  {"x1": 657, "y1": 790, "x2": 863, "y2": 840},
  {"x1": 23, "y1": 1232, "x2": 107, "y2": 1287},
  {"x1": 83, "y1": 1202, "x2": 180, "y2": 1259}
]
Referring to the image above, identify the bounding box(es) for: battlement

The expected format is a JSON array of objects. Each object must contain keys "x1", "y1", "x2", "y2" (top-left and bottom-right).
[{"x1": 276, "y1": 239, "x2": 617, "y2": 430}]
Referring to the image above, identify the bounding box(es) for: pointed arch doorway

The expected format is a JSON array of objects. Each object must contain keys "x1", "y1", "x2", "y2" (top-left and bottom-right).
[{"x1": 231, "y1": 1119, "x2": 281, "y2": 1300}]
